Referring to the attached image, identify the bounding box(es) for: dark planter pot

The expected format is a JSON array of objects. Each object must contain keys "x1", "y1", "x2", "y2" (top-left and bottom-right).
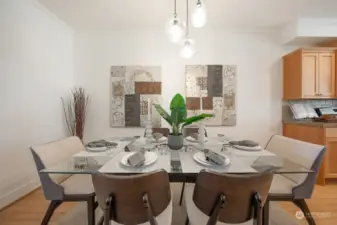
[{"x1": 168, "y1": 134, "x2": 183, "y2": 150}]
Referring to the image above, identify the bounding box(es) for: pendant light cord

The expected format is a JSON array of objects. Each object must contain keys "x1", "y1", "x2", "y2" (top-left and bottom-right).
[
  {"x1": 186, "y1": 0, "x2": 189, "y2": 37},
  {"x1": 174, "y1": 0, "x2": 177, "y2": 16}
]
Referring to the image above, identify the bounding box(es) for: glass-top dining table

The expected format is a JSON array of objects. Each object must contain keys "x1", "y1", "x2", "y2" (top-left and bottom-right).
[
  {"x1": 41, "y1": 136, "x2": 313, "y2": 182},
  {"x1": 40, "y1": 136, "x2": 312, "y2": 225}
]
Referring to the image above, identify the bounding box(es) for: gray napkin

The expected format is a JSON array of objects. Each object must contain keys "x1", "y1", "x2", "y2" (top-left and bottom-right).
[
  {"x1": 87, "y1": 140, "x2": 118, "y2": 148},
  {"x1": 229, "y1": 140, "x2": 259, "y2": 147},
  {"x1": 189, "y1": 133, "x2": 199, "y2": 140},
  {"x1": 127, "y1": 151, "x2": 145, "y2": 167},
  {"x1": 152, "y1": 132, "x2": 163, "y2": 142},
  {"x1": 204, "y1": 150, "x2": 225, "y2": 165}
]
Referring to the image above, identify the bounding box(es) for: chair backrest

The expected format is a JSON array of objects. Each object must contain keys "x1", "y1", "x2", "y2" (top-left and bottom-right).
[
  {"x1": 193, "y1": 170, "x2": 273, "y2": 224},
  {"x1": 92, "y1": 170, "x2": 171, "y2": 225},
  {"x1": 30, "y1": 136, "x2": 84, "y2": 200},
  {"x1": 144, "y1": 128, "x2": 170, "y2": 137},
  {"x1": 183, "y1": 127, "x2": 208, "y2": 137},
  {"x1": 265, "y1": 135, "x2": 326, "y2": 198}
]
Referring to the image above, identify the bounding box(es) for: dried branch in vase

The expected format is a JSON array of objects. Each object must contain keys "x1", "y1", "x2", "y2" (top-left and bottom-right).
[{"x1": 61, "y1": 87, "x2": 89, "y2": 140}]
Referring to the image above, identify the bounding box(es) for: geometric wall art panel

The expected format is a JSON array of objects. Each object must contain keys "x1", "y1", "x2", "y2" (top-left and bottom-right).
[
  {"x1": 110, "y1": 66, "x2": 162, "y2": 127},
  {"x1": 185, "y1": 65, "x2": 237, "y2": 126}
]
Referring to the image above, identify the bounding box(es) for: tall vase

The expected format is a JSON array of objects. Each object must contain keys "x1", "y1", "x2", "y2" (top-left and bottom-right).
[
  {"x1": 198, "y1": 121, "x2": 205, "y2": 149},
  {"x1": 143, "y1": 119, "x2": 154, "y2": 150},
  {"x1": 75, "y1": 100, "x2": 85, "y2": 140}
]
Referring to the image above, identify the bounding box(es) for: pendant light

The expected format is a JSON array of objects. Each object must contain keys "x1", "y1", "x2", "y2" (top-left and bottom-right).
[
  {"x1": 180, "y1": 0, "x2": 197, "y2": 59},
  {"x1": 166, "y1": 0, "x2": 185, "y2": 43},
  {"x1": 192, "y1": 0, "x2": 207, "y2": 28}
]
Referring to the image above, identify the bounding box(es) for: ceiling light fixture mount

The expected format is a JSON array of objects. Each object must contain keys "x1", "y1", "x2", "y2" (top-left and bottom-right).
[{"x1": 180, "y1": 0, "x2": 197, "y2": 59}]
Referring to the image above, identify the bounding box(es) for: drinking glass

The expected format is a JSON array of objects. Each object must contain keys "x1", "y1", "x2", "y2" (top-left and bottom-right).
[{"x1": 222, "y1": 144, "x2": 232, "y2": 159}]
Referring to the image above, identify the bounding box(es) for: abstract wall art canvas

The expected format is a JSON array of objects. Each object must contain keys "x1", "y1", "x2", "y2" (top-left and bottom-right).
[
  {"x1": 185, "y1": 65, "x2": 237, "y2": 126},
  {"x1": 110, "y1": 66, "x2": 162, "y2": 127}
]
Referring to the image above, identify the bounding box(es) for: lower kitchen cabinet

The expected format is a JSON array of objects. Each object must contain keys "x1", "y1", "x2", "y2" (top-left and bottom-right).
[{"x1": 324, "y1": 137, "x2": 337, "y2": 179}]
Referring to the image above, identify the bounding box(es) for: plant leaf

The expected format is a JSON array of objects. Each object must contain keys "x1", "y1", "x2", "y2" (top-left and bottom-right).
[
  {"x1": 170, "y1": 93, "x2": 185, "y2": 109},
  {"x1": 153, "y1": 104, "x2": 172, "y2": 125},
  {"x1": 170, "y1": 93, "x2": 187, "y2": 125},
  {"x1": 182, "y1": 113, "x2": 214, "y2": 128}
]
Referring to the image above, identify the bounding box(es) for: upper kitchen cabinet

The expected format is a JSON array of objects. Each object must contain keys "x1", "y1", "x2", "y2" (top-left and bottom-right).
[{"x1": 283, "y1": 48, "x2": 336, "y2": 99}]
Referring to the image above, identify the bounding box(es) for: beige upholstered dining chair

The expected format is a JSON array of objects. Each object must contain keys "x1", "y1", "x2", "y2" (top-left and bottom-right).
[
  {"x1": 265, "y1": 135, "x2": 326, "y2": 225},
  {"x1": 91, "y1": 169, "x2": 172, "y2": 225},
  {"x1": 30, "y1": 136, "x2": 96, "y2": 225},
  {"x1": 184, "y1": 170, "x2": 273, "y2": 225}
]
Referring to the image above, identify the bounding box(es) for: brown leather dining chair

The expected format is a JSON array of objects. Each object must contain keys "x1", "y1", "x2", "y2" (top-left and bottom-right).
[
  {"x1": 92, "y1": 169, "x2": 173, "y2": 225},
  {"x1": 184, "y1": 170, "x2": 273, "y2": 225}
]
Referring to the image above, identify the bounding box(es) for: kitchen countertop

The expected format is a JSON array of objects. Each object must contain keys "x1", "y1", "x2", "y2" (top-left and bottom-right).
[{"x1": 283, "y1": 120, "x2": 337, "y2": 128}]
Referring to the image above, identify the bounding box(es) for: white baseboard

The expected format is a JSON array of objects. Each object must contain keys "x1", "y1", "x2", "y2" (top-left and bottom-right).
[{"x1": 0, "y1": 180, "x2": 40, "y2": 210}]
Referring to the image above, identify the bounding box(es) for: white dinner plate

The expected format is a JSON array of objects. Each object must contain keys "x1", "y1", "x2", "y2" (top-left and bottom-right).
[
  {"x1": 120, "y1": 152, "x2": 158, "y2": 167},
  {"x1": 193, "y1": 152, "x2": 231, "y2": 167},
  {"x1": 185, "y1": 136, "x2": 208, "y2": 143},
  {"x1": 150, "y1": 136, "x2": 167, "y2": 143},
  {"x1": 232, "y1": 145, "x2": 262, "y2": 151}
]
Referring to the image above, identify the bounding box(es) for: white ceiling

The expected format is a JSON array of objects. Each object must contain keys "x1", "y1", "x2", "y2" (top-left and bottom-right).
[{"x1": 37, "y1": 0, "x2": 337, "y2": 31}]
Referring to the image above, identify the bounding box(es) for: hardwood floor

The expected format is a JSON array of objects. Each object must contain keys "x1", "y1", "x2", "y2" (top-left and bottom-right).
[
  {"x1": 279, "y1": 183, "x2": 337, "y2": 225},
  {"x1": 0, "y1": 184, "x2": 337, "y2": 225},
  {"x1": 0, "y1": 189, "x2": 75, "y2": 225}
]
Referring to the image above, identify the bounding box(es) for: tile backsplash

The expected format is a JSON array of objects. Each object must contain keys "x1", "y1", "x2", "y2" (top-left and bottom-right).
[
  {"x1": 282, "y1": 99, "x2": 337, "y2": 120},
  {"x1": 287, "y1": 99, "x2": 337, "y2": 107}
]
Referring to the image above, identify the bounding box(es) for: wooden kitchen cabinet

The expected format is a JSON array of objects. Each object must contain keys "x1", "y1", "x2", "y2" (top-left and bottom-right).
[
  {"x1": 319, "y1": 52, "x2": 336, "y2": 97},
  {"x1": 283, "y1": 123, "x2": 337, "y2": 185},
  {"x1": 283, "y1": 48, "x2": 336, "y2": 99},
  {"x1": 302, "y1": 52, "x2": 318, "y2": 98},
  {"x1": 325, "y1": 137, "x2": 337, "y2": 179}
]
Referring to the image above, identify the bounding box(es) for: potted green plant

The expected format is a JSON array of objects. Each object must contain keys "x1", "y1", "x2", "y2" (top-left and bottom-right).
[{"x1": 154, "y1": 93, "x2": 213, "y2": 150}]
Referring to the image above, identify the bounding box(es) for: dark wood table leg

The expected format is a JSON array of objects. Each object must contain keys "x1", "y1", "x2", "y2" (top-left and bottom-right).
[
  {"x1": 87, "y1": 196, "x2": 95, "y2": 225},
  {"x1": 262, "y1": 200, "x2": 270, "y2": 225},
  {"x1": 179, "y1": 182, "x2": 185, "y2": 206}
]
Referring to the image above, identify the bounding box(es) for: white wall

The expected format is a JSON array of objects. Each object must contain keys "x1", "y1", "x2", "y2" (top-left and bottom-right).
[
  {"x1": 0, "y1": 0, "x2": 73, "y2": 209},
  {"x1": 74, "y1": 31, "x2": 283, "y2": 145},
  {"x1": 281, "y1": 18, "x2": 337, "y2": 44}
]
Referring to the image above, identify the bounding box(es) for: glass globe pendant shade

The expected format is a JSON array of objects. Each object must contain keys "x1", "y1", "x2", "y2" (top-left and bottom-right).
[
  {"x1": 180, "y1": 38, "x2": 196, "y2": 59},
  {"x1": 192, "y1": 1, "x2": 207, "y2": 28},
  {"x1": 166, "y1": 15, "x2": 186, "y2": 43}
]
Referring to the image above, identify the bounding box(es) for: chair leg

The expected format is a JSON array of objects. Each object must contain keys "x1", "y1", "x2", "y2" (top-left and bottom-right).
[
  {"x1": 87, "y1": 196, "x2": 96, "y2": 225},
  {"x1": 179, "y1": 182, "x2": 185, "y2": 206},
  {"x1": 262, "y1": 199, "x2": 269, "y2": 225},
  {"x1": 41, "y1": 200, "x2": 62, "y2": 225},
  {"x1": 97, "y1": 215, "x2": 104, "y2": 225},
  {"x1": 185, "y1": 217, "x2": 189, "y2": 225},
  {"x1": 293, "y1": 199, "x2": 316, "y2": 225}
]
